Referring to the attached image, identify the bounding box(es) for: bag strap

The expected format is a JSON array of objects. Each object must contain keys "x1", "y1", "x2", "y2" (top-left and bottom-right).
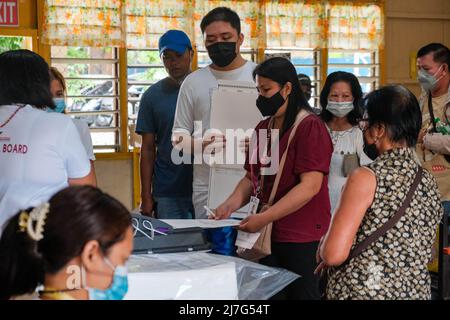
[
  {"x1": 267, "y1": 109, "x2": 311, "y2": 206},
  {"x1": 341, "y1": 166, "x2": 423, "y2": 267},
  {"x1": 428, "y1": 91, "x2": 437, "y2": 132}
]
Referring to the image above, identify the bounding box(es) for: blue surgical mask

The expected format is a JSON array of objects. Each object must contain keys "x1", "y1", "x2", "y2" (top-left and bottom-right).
[
  {"x1": 326, "y1": 100, "x2": 354, "y2": 118},
  {"x1": 417, "y1": 65, "x2": 444, "y2": 92},
  {"x1": 47, "y1": 98, "x2": 66, "y2": 113},
  {"x1": 83, "y1": 258, "x2": 129, "y2": 300}
]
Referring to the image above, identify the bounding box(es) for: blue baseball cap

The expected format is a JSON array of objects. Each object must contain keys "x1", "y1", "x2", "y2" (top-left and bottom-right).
[{"x1": 158, "y1": 30, "x2": 192, "y2": 56}]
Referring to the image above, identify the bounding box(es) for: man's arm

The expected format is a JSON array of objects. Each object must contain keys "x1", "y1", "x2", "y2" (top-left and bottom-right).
[
  {"x1": 424, "y1": 132, "x2": 450, "y2": 155},
  {"x1": 140, "y1": 133, "x2": 156, "y2": 216}
]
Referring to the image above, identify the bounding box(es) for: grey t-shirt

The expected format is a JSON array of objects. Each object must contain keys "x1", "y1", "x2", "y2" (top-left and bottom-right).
[{"x1": 172, "y1": 61, "x2": 257, "y2": 192}]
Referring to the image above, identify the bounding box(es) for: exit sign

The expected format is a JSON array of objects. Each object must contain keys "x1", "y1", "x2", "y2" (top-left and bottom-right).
[{"x1": 0, "y1": 0, "x2": 18, "y2": 27}]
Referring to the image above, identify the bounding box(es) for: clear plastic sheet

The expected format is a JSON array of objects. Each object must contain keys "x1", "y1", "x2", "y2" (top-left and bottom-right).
[{"x1": 126, "y1": 251, "x2": 299, "y2": 300}]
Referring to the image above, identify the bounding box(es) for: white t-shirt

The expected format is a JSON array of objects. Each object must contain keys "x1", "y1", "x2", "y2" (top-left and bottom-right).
[
  {"x1": 172, "y1": 61, "x2": 257, "y2": 193},
  {"x1": 72, "y1": 118, "x2": 95, "y2": 161},
  {"x1": 327, "y1": 125, "x2": 372, "y2": 215},
  {"x1": 0, "y1": 105, "x2": 91, "y2": 230}
]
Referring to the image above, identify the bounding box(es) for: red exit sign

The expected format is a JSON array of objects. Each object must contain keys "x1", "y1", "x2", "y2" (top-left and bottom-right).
[{"x1": 0, "y1": 0, "x2": 18, "y2": 27}]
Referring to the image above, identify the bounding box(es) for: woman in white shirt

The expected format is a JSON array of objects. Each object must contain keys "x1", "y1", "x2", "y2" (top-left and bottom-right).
[
  {"x1": 49, "y1": 67, "x2": 97, "y2": 186},
  {"x1": 319, "y1": 72, "x2": 372, "y2": 215},
  {"x1": 0, "y1": 50, "x2": 95, "y2": 230}
]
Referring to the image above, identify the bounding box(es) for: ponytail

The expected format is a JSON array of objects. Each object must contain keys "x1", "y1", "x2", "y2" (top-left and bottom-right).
[
  {"x1": 0, "y1": 209, "x2": 45, "y2": 300},
  {"x1": 0, "y1": 186, "x2": 131, "y2": 300}
]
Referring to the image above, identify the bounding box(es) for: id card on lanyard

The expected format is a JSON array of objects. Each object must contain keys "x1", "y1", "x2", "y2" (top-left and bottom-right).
[{"x1": 249, "y1": 117, "x2": 276, "y2": 212}]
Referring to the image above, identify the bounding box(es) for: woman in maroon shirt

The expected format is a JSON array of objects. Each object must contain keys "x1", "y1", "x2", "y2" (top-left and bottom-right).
[{"x1": 215, "y1": 57, "x2": 333, "y2": 299}]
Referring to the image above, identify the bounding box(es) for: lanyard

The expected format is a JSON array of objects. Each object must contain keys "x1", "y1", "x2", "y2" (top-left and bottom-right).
[{"x1": 250, "y1": 117, "x2": 276, "y2": 198}]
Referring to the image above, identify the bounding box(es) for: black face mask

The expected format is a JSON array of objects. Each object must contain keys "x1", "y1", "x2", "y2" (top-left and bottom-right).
[
  {"x1": 363, "y1": 136, "x2": 379, "y2": 161},
  {"x1": 256, "y1": 91, "x2": 286, "y2": 117},
  {"x1": 206, "y1": 42, "x2": 237, "y2": 67}
]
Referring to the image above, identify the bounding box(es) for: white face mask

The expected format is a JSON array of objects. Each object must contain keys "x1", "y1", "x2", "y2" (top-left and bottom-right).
[
  {"x1": 417, "y1": 65, "x2": 444, "y2": 92},
  {"x1": 326, "y1": 100, "x2": 354, "y2": 118}
]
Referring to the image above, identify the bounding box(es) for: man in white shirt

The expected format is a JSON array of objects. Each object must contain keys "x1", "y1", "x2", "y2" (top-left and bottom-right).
[{"x1": 172, "y1": 7, "x2": 257, "y2": 219}]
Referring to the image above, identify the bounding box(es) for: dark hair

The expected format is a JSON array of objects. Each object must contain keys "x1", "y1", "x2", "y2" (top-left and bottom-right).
[
  {"x1": 253, "y1": 57, "x2": 312, "y2": 136},
  {"x1": 363, "y1": 85, "x2": 422, "y2": 148},
  {"x1": 297, "y1": 73, "x2": 311, "y2": 82},
  {"x1": 0, "y1": 50, "x2": 55, "y2": 109},
  {"x1": 200, "y1": 7, "x2": 241, "y2": 35},
  {"x1": 319, "y1": 71, "x2": 363, "y2": 125},
  {"x1": 417, "y1": 43, "x2": 450, "y2": 68},
  {"x1": 0, "y1": 186, "x2": 131, "y2": 300}
]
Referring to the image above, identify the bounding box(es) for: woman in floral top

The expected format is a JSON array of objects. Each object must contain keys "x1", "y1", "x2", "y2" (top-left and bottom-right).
[{"x1": 317, "y1": 85, "x2": 443, "y2": 300}]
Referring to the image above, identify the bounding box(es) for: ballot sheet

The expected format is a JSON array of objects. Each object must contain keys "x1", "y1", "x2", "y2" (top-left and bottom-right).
[
  {"x1": 160, "y1": 218, "x2": 241, "y2": 229},
  {"x1": 207, "y1": 80, "x2": 261, "y2": 215}
]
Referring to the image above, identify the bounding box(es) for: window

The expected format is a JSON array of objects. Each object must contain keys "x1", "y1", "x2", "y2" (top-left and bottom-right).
[
  {"x1": 328, "y1": 50, "x2": 380, "y2": 94},
  {"x1": 264, "y1": 48, "x2": 322, "y2": 109},
  {"x1": 127, "y1": 48, "x2": 166, "y2": 149},
  {"x1": 41, "y1": 1, "x2": 384, "y2": 154},
  {"x1": 50, "y1": 45, "x2": 380, "y2": 154},
  {"x1": 127, "y1": 48, "x2": 257, "y2": 150},
  {"x1": 0, "y1": 36, "x2": 33, "y2": 53},
  {"x1": 51, "y1": 47, "x2": 120, "y2": 153}
]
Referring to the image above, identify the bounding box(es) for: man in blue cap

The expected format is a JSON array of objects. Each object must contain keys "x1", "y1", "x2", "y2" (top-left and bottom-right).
[{"x1": 136, "y1": 30, "x2": 194, "y2": 219}]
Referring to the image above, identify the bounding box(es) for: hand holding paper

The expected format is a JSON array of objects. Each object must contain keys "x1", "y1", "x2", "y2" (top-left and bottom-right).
[{"x1": 238, "y1": 213, "x2": 269, "y2": 233}]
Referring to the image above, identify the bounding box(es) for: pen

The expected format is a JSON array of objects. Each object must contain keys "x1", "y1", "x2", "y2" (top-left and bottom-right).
[{"x1": 203, "y1": 206, "x2": 216, "y2": 218}]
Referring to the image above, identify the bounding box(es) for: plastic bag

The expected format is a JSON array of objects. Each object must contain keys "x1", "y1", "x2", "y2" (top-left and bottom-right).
[{"x1": 205, "y1": 226, "x2": 237, "y2": 256}]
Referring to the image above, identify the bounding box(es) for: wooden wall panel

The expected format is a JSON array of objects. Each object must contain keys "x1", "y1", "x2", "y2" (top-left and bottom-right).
[
  {"x1": 94, "y1": 160, "x2": 134, "y2": 210},
  {"x1": 385, "y1": 0, "x2": 450, "y2": 96}
]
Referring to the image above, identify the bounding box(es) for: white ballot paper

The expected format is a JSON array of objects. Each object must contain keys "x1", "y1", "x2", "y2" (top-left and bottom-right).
[
  {"x1": 207, "y1": 80, "x2": 261, "y2": 222},
  {"x1": 235, "y1": 231, "x2": 261, "y2": 249},
  {"x1": 207, "y1": 167, "x2": 248, "y2": 213},
  {"x1": 235, "y1": 196, "x2": 260, "y2": 249},
  {"x1": 161, "y1": 219, "x2": 241, "y2": 229},
  {"x1": 209, "y1": 80, "x2": 260, "y2": 169}
]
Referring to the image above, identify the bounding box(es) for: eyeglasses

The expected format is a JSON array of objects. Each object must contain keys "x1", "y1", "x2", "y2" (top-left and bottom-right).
[
  {"x1": 357, "y1": 110, "x2": 370, "y2": 131},
  {"x1": 357, "y1": 118, "x2": 369, "y2": 131}
]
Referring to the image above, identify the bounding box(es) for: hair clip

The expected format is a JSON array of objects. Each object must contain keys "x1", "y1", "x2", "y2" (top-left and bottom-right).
[
  {"x1": 18, "y1": 211, "x2": 29, "y2": 232},
  {"x1": 20, "y1": 203, "x2": 50, "y2": 241}
]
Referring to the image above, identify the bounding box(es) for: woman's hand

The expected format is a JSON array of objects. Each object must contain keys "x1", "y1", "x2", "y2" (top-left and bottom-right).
[
  {"x1": 214, "y1": 203, "x2": 234, "y2": 220},
  {"x1": 238, "y1": 213, "x2": 270, "y2": 233}
]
